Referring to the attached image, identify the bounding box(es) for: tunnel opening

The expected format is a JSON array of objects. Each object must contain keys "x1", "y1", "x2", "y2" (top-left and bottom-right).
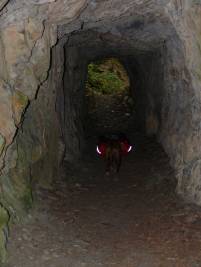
[
  {"x1": 61, "y1": 31, "x2": 172, "y2": 167},
  {"x1": 61, "y1": 34, "x2": 165, "y2": 167},
  {"x1": 84, "y1": 57, "x2": 133, "y2": 137},
  {"x1": 59, "y1": 40, "x2": 176, "y2": 191}
]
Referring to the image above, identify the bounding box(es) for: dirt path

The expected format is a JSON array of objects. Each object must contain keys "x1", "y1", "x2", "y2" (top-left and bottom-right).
[{"x1": 5, "y1": 135, "x2": 201, "y2": 267}]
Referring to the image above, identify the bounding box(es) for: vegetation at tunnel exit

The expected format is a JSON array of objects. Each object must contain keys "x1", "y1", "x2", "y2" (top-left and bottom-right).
[{"x1": 86, "y1": 58, "x2": 129, "y2": 95}]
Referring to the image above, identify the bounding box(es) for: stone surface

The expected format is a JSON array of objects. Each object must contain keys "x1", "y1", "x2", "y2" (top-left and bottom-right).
[
  {"x1": 12, "y1": 90, "x2": 29, "y2": 126},
  {"x1": 31, "y1": 0, "x2": 56, "y2": 4},
  {"x1": 47, "y1": 0, "x2": 87, "y2": 24},
  {"x1": 62, "y1": 46, "x2": 86, "y2": 162},
  {"x1": 1, "y1": 21, "x2": 49, "y2": 100},
  {"x1": 0, "y1": 0, "x2": 8, "y2": 11},
  {"x1": 0, "y1": 205, "x2": 9, "y2": 263},
  {"x1": 0, "y1": 80, "x2": 16, "y2": 145},
  {"x1": 0, "y1": 134, "x2": 5, "y2": 157}
]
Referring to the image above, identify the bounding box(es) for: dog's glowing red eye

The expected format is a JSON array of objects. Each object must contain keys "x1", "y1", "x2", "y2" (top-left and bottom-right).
[
  {"x1": 127, "y1": 145, "x2": 132, "y2": 152},
  {"x1": 96, "y1": 145, "x2": 102, "y2": 154}
]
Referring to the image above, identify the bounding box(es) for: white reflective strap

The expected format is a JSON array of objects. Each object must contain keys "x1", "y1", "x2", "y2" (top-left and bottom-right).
[
  {"x1": 96, "y1": 145, "x2": 102, "y2": 154},
  {"x1": 127, "y1": 145, "x2": 132, "y2": 152}
]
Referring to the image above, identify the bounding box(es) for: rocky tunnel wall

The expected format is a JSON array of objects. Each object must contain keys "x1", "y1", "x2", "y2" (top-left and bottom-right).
[
  {"x1": 61, "y1": 46, "x2": 87, "y2": 162},
  {"x1": 62, "y1": 20, "x2": 201, "y2": 210},
  {"x1": 0, "y1": 0, "x2": 200, "y2": 262},
  {"x1": 124, "y1": 52, "x2": 164, "y2": 134}
]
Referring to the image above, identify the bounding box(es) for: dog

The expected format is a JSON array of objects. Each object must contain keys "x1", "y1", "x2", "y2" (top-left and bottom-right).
[{"x1": 96, "y1": 133, "x2": 132, "y2": 175}]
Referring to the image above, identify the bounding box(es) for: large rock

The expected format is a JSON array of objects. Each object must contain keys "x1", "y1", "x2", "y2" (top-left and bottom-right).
[
  {"x1": 1, "y1": 21, "x2": 45, "y2": 99},
  {"x1": 47, "y1": 0, "x2": 88, "y2": 24}
]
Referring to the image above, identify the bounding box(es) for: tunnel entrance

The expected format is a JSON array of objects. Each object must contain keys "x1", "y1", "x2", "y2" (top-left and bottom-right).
[
  {"x1": 60, "y1": 51, "x2": 175, "y2": 187},
  {"x1": 84, "y1": 57, "x2": 133, "y2": 136}
]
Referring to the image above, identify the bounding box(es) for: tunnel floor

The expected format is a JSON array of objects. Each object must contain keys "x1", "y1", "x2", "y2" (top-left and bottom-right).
[{"x1": 5, "y1": 134, "x2": 201, "y2": 267}]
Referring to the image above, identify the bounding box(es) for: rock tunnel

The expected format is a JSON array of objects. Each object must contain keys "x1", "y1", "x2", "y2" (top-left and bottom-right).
[{"x1": 1, "y1": 0, "x2": 201, "y2": 265}]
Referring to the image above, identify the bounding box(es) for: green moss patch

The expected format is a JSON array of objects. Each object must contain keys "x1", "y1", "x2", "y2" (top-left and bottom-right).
[{"x1": 86, "y1": 58, "x2": 129, "y2": 95}]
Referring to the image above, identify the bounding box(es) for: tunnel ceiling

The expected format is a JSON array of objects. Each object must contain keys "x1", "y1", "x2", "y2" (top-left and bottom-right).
[
  {"x1": 58, "y1": 0, "x2": 177, "y2": 56},
  {"x1": 0, "y1": 0, "x2": 178, "y2": 52}
]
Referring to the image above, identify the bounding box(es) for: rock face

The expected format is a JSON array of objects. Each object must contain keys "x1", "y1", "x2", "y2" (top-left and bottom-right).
[
  {"x1": 0, "y1": 0, "x2": 8, "y2": 11},
  {"x1": 0, "y1": 0, "x2": 200, "y2": 262}
]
